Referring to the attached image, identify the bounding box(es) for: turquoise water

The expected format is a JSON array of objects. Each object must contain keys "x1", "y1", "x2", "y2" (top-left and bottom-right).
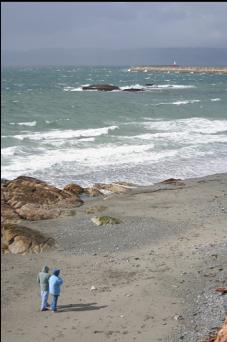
[{"x1": 1, "y1": 66, "x2": 227, "y2": 187}]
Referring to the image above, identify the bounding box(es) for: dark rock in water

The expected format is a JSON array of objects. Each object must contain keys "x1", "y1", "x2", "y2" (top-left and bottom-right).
[
  {"x1": 82, "y1": 84, "x2": 120, "y2": 91},
  {"x1": 81, "y1": 84, "x2": 146, "y2": 92},
  {"x1": 145, "y1": 83, "x2": 154, "y2": 86},
  {"x1": 122, "y1": 88, "x2": 144, "y2": 92}
]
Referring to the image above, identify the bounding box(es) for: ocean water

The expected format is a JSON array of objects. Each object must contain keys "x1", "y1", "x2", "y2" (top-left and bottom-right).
[{"x1": 1, "y1": 66, "x2": 227, "y2": 188}]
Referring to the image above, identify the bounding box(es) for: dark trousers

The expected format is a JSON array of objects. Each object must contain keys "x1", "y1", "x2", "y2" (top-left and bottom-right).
[{"x1": 50, "y1": 294, "x2": 59, "y2": 312}]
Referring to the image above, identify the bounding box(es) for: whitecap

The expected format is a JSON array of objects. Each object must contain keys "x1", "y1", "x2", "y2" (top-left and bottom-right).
[
  {"x1": 63, "y1": 86, "x2": 83, "y2": 92},
  {"x1": 153, "y1": 84, "x2": 196, "y2": 89},
  {"x1": 17, "y1": 121, "x2": 37, "y2": 127},
  {"x1": 156, "y1": 99, "x2": 200, "y2": 106},
  {"x1": 141, "y1": 117, "x2": 227, "y2": 135},
  {"x1": 13, "y1": 125, "x2": 119, "y2": 141}
]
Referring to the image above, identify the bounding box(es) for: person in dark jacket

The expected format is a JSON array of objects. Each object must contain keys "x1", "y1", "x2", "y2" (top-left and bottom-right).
[
  {"x1": 37, "y1": 265, "x2": 50, "y2": 311},
  {"x1": 49, "y1": 269, "x2": 63, "y2": 312}
]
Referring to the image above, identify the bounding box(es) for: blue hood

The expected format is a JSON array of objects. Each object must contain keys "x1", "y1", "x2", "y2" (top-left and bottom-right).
[{"x1": 52, "y1": 269, "x2": 60, "y2": 276}]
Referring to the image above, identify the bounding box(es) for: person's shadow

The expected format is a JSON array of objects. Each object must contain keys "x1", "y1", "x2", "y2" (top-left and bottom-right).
[{"x1": 57, "y1": 302, "x2": 107, "y2": 313}]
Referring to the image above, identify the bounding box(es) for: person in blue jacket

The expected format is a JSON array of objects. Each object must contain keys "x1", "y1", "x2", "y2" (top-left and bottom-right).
[{"x1": 49, "y1": 269, "x2": 63, "y2": 312}]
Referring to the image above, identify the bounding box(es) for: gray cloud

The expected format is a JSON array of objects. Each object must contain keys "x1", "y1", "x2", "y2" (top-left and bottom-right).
[{"x1": 2, "y1": 2, "x2": 227, "y2": 51}]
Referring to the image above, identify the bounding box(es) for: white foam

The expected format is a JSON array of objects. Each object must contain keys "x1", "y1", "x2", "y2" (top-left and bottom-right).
[
  {"x1": 128, "y1": 131, "x2": 227, "y2": 145},
  {"x1": 17, "y1": 121, "x2": 37, "y2": 127},
  {"x1": 1, "y1": 143, "x2": 177, "y2": 180},
  {"x1": 120, "y1": 84, "x2": 145, "y2": 91},
  {"x1": 1, "y1": 146, "x2": 18, "y2": 156},
  {"x1": 49, "y1": 137, "x2": 96, "y2": 147},
  {"x1": 153, "y1": 84, "x2": 196, "y2": 89},
  {"x1": 63, "y1": 86, "x2": 83, "y2": 92},
  {"x1": 13, "y1": 125, "x2": 119, "y2": 141},
  {"x1": 210, "y1": 98, "x2": 221, "y2": 101},
  {"x1": 172, "y1": 100, "x2": 200, "y2": 105},
  {"x1": 141, "y1": 117, "x2": 227, "y2": 135},
  {"x1": 156, "y1": 99, "x2": 200, "y2": 106}
]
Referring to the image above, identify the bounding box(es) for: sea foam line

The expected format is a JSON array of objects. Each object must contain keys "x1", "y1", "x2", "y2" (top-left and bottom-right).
[
  {"x1": 10, "y1": 121, "x2": 37, "y2": 126},
  {"x1": 12, "y1": 125, "x2": 119, "y2": 141}
]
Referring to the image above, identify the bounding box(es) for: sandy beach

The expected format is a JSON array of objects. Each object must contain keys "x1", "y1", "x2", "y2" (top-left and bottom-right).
[{"x1": 1, "y1": 173, "x2": 227, "y2": 342}]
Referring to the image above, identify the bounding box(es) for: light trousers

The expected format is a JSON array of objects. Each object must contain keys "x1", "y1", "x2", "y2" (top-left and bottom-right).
[{"x1": 40, "y1": 290, "x2": 49, "y2": 310}]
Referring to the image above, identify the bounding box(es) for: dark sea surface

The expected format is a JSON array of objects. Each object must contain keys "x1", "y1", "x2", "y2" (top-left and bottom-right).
[{"x1": 1, "y1": 66, "x2": 227, "y2": 187}]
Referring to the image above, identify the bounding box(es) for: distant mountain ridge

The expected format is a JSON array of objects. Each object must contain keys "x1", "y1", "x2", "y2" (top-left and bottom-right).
[{"x1": 2, "y1": 47, "x2": 227, "y2": 66}]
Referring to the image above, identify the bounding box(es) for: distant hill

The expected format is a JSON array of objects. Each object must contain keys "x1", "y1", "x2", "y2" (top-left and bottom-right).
[{"x1": 2, "y1": 47, "x2": 227, "y2": 66}]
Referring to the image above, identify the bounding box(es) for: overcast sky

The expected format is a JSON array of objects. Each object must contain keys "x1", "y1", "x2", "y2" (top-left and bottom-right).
[{"x1": 2, "y1": 2, "x2": 227, "y2": 51}]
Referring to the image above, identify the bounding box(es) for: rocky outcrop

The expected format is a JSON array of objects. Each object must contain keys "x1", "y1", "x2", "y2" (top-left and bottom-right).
[
  {"x1": 81, "y1": 84, "x2": 145, "y2": 92},
  {"x1": 1, "y1": 223, "x2": 55, "y2": 255},
  {"x1": 64, "y1": 183, "x2": 84, "y2": 195},
  {"x1": 84, "y1": 187, "x2": 103, "y2": 197},
  {"x1": 1, "y1": 176, "x2": 83, "y2": 222},
  {"x1": 64, "y1": 183, "x2": 103, "y2": 197},
  {"x1": 82, "y1": 84, "x2": 120, "y2": 91}
]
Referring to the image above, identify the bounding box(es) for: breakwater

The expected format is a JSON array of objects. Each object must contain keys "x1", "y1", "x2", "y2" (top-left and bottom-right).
[{"x1": 128, "y1": 65, "x2": 227, "y2": 73}]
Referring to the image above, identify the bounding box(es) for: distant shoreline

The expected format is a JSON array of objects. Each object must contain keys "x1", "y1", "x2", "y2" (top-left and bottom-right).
[{"x1": 128, "y1": 65, "x2": 227, "y2": 73}]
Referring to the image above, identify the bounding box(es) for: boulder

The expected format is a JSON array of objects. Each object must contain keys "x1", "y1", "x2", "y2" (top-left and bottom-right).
[
  {"x1": 1, "y1": 176, "x2": 83, "y2": 222},
  {"x1": 15, "y1": 203, "x2": 62, "y2": 221},
  {"x1": 64, "y1": 183, "x2": 84, "y2": 195},
  {"x1": 1, "y1": 223, "x2": 55, "y2": 255},
  {"x1": 84, "y1": 187, "x2": 103, "y2": 197},
  {"x1": 64, "y1": 183, "x2": 103, "y2": 197},
  {"x1": 91, "y1": 216, "x2": 121, "y2": 226}
]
